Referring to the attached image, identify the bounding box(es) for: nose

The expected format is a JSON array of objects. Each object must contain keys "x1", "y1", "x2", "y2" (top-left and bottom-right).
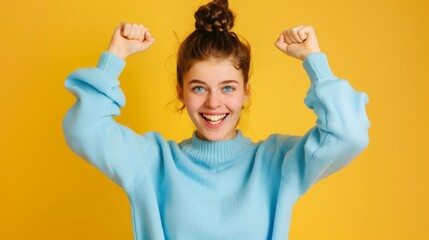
[{"x1": 205, "y1": 92, "x2": 222, "y2": 108}]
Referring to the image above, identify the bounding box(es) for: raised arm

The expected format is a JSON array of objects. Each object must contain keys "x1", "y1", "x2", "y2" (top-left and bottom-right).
[
  {"x1": 275, "y1": 26, "x2": 370, "y2": 195},
  {"x1": 62, "y1": 23, "x2": 157, "y2": 192}
]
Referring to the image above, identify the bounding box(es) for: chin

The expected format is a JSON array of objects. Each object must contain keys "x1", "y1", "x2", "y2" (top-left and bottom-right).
[{"x1": 197, "y1": 130, "x2": 236, "y2": 142}]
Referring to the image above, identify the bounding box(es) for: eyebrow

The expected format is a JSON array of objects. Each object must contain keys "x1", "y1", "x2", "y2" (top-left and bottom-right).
[{"x1": 188, "y1": 79, "x2": 240, "y2": 85}]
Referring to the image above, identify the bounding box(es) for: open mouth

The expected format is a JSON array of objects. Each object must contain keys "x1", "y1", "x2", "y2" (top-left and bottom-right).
[{"x1": 200, "y1": 113, "x2": 228, "y2": 125}]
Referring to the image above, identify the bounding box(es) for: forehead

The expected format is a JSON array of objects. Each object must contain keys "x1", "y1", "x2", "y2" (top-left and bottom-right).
[{"x1": 184, "y1": 59, "x2": 244, "y2": 84}]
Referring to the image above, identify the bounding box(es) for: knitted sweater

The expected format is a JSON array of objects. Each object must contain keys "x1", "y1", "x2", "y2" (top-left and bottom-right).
[{"x1": 62, "y1": 51, "x2": 370, "y2": 240}]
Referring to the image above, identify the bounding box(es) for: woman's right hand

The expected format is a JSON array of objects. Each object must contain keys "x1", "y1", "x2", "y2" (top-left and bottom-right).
[{"x1": 107, "y1": 22, "x2": 155, "y2": 59}]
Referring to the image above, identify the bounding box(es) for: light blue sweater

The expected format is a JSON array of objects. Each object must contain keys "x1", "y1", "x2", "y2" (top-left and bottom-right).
[{"x1": 62, "y1": 52, "x2": 370, "y2": 240}]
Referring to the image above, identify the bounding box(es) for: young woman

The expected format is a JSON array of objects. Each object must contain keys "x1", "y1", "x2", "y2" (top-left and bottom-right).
[{"x1": 63, "y1": 0, "x2": 370, "y2": 239}]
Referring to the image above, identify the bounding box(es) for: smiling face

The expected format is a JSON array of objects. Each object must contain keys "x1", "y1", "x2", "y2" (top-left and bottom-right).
[{"x1": 178, "y1": 59, "x2": 249, "y2": 141}]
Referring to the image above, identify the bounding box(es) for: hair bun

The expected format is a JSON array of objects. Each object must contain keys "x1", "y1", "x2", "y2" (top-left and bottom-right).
[{"x1": 194, "y1": 0, "x2": 234, "y2": 32}]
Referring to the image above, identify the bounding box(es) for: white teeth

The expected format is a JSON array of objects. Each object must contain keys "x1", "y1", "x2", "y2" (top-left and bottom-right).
[{"x1": 202, "y1": 114, "x2": 227, "y2": 123}]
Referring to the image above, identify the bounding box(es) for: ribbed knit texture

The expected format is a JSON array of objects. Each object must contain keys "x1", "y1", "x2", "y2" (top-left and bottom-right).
[
  {"x1": 303, "y1": 52, "x2": 335, "y2": 83},
  {"x1": 63, "y1": 51, "x2": 370, "y2": 240},
  {"x1": 180, "y1": 130, "x2": 254, "y2": 172},
  {"x1": 97, "y1": 51, "x2": 126, "y2": 79}
]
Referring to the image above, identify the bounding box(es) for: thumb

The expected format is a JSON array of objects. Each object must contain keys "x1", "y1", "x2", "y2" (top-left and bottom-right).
[
  {"x1": 111, "y1": 24, "x2": 122, "y2": 38},
  {"x1": 275, "y1": 33, "x2": 288, "y2": 52}
]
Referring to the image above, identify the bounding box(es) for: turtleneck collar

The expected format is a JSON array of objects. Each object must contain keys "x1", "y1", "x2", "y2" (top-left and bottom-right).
[{"x1": 179, "y1": 130, "x2": 255, "y2": 171}]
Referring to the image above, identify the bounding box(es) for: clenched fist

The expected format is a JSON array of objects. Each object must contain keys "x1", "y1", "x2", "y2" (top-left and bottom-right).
[
  {"x1": 107, "y1": 22, "x2": 155, "y2": 59},
  {"x1": 275, "y1": 25, "x2": 320, "y2": 60}
]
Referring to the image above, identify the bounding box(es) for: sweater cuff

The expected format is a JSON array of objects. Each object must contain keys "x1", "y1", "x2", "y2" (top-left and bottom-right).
[
  {"x1": 96, "y1": 51, "x2": 126, "y2": 79},
  {"x1": 302, "y1": 52, "x2": 335, "y2": 84}
]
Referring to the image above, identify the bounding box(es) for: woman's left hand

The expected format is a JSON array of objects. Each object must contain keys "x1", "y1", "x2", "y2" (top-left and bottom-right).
[{"x1": 275, "y1": 25, "x2": 321, "y2": 60}]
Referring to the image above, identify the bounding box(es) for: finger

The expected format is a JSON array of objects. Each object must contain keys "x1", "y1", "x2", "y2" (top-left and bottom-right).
[
  {"x1": 134, "y1": 25, "x2": 142, "y2": 41},
  {"x1": 299, "y1": 25, "x2": 315, "y2": 41},
  {"x1": 297, "y1": 28, "x2": 308, "y2": 42},
  {"x1": 298, "y1": 25, "x2": 320, "y2": 54},
  {"x1": 284, "y1": 30, "x2": 294, "y2": 44},
  {"x1": 142, "y1": 28, "x2": 152, "y2": 41},
  {"x1": 141, "y1": 32, "x2": 156, "y2": 49},
  {"x1": 137, "y1": 25, "x2": 145, "y2": 41},
  {"x1": 144, "y1": 31, "x2": 155, "y2": 42},
  {"x1": 128, "y1": 23, "x2": 139, "y2": 39},
  {"x1": 137, "y1": 25, "x2": 148, "y2": 41},
  {"x1": 290, "y1": 26, "x2": 305, "y2": 43},
  {"x1": 120, "y1": 23, "x2": 132, "y2": 37}
]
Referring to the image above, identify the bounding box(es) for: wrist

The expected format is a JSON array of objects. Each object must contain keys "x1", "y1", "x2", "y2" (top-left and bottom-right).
[
  {"x1": 107, "y1": 46, "x2": 127, "y2": 60},
  {"x1": 302, "y1": 49, "x2": 321, "y2": 61}
]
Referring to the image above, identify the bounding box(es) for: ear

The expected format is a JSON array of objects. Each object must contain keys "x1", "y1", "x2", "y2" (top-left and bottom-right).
[
  {"x1": 177, "y1": 84, "x2": 185, "y2": 103},
  {"x1": 243, "y1": 83, "x2": 250, "y2": 102}
]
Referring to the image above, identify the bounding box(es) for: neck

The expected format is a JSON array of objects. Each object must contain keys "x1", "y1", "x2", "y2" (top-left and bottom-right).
[
  {"x1": 179, "y1": 130, "x2": 255, "y2": 171},
  {"x1": 196, "y1": 130, "x2": 238, "y2": 142}
]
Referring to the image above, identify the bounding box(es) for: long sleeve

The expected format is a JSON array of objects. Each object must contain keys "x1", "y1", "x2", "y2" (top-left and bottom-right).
[
  {"x1": 62, "y1": 52, "x2": 158, "y2": 192},
  {"x1": 281, "y1": 52, "x2": 370, "y2": 195}
]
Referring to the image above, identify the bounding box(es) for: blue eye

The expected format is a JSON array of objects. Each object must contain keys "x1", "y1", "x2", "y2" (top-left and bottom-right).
[
  {"x1": 223, "y1": 86, "x2": 234, "y2": 92},
  {"x1": 193, "y1": 86, "x2": 206, "y2": 93}
]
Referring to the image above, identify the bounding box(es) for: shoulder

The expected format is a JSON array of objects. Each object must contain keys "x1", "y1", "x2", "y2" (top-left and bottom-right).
[
  {"x1": 256, "y1": 133, "x2": 302, "y2": 154},
  {"x1": 140, "y1": 131, "x2": 180, "y2": 147}
]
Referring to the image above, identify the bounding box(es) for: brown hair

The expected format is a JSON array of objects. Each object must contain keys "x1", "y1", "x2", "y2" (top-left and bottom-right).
[{"x1": 176, "y1": 0, "x2": 251, "y2": 89}]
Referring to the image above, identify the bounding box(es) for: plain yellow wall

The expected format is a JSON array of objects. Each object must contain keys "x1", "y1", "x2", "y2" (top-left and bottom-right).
[{"x1": 1, "y1": 0, "x2": 428, "y2": 239}]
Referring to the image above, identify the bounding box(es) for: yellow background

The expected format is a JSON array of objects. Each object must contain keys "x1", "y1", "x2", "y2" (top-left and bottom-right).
[{"x1": 1, "y1": 0, "x2": 428, "y2": 239}]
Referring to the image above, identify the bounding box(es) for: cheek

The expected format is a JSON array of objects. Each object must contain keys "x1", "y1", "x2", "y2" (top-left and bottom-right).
[
  {"x1": 228, "y1": 97, "x2": 246, "y2": 112},
  {"x1": 183, "y1": 95, "x2": 203, "y2": 112}
]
